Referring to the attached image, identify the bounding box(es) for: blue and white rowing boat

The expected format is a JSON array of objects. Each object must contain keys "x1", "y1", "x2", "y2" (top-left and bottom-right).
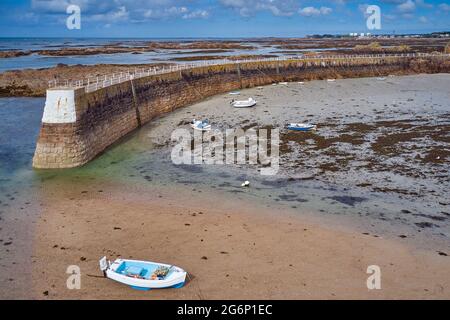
[
  {"x1": 191, "y1": 119, "x2": 211, "y2": 131},
  {"x1": 100, "y1": 257, "x2": 187, "y2": 291},
  {"x1": 287, "y1": 123, "x2": 317, "y2": 131}
]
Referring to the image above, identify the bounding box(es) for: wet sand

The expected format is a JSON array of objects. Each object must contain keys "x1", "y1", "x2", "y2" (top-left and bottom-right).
[
  {"x1": 32, "y1": 181, "x2": 450, "y2": 299},
  {"x1": 147, "y1": 74, "x2": 450, "y2": 242}
]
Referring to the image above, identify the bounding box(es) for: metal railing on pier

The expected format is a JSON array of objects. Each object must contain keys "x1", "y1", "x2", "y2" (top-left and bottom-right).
[{"x1": 47, "y1": 52, "x2": 449, "y2": 93}]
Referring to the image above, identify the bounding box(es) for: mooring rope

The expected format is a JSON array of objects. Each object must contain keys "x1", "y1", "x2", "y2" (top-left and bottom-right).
[{"x1": 186, "y1": 272, "x2": 205, "y2": 300}]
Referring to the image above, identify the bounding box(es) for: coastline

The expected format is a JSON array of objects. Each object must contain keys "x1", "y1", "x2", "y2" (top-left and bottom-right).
[{"x1": 1, "y1": 49, "x2": 449, "y2": 97}]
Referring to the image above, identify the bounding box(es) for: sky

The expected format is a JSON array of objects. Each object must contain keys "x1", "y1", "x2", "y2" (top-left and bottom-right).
[{"x1": 0, "y1": 0, "x2": 449, "y2": 38}]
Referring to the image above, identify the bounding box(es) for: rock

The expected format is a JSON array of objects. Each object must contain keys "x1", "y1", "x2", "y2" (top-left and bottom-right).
[{"x1": 415, "y1": 222, "x2": 436, "y2": 229}]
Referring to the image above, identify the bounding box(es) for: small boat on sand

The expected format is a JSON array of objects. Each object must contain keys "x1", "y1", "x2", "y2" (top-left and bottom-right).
[
  {"x1": 231, "y1": 97, "x2": 257, "y2": 108},
  {"x1": 287, "y1": 123, "x2": 317, "y2": 131},
  {"x1": 327, "y1": 79, "x2": 336, "y2": 83},
  {"x1": 99, "y1": 257, "x2": 187, "y2": 291},
  {"x1": 229, "y1": 91, "x2": 240, "y2": 95},
  {"x1": 376, "y1": 77, "x2": 386, "y2": 81},
  {"x1": 191, "y1": 119, "x2": 211, "y2": 131},
  {"x1": 279, "y1": 82, "x2": 288, "y2": 85}
]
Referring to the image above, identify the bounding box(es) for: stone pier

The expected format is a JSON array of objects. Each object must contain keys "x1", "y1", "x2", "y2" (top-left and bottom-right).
[{"x1": 32, "y1": 54, "x2": 450, "y2": 169}]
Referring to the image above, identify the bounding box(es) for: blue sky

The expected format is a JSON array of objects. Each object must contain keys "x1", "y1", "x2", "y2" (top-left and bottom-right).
[{"x1": 0, "y1": 0, "x2": 449, "y2": 37}]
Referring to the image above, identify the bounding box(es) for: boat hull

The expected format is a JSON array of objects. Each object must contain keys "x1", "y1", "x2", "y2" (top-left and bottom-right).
[
  {"x1": 288, "y1": 127, "x2": 314, "y2": 131},
  {"x1": 130, "y1": 282, "x2": 185, "y2": 291},
  {"x1": 232, "y1": 103, "x2": 256, "y2": 108},
  {"x1": 106, "y1": 258, "x2": 187, "y2": 290}
]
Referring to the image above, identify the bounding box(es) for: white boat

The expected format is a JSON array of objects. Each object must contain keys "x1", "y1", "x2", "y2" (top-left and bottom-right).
[
  {"x1": 191, "y1": 119, "x2": 211, "y2": 131},
  {"x1": 229, "y1": 91, "x2": 240, "y2": 95},
  {"x1": 100, "y1": 257, "x2": 187, "y2": 291},
  {"x1": 231, "y1": 97, "x2": 257, "y2": 108},
  {"x1": 327, "y1": 79, "x2": 336, "y2": 83},
  {"x1": 376, "y1": 77, "x2": 386, "y2": 81},
  {"x1": 279, "y1": 82, "x2": 288, "y2": 85},
  {"x1": 298, "y1": 81, "x2": 305, "y2": 85},
  {"x1": 241, "y1": 180, "x2": 250, "y2": 187},
  {"x1": 287, "y1": 123, "x2": 317, "y2": 131}
]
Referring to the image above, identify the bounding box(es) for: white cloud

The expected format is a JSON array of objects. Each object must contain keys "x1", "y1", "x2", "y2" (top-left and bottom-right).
[
  {"x1": 416, "y1": 0, "x2": 433, "y2": 9},
  {"x1": 439, "y1": 3, "x2": 450, "y2": 11},
  {"x1": 220, "y1": 0, "x2": 299, "y2": 17},
  {"x1": 183, "y1": 9, "x2": 209, "y2": 19},
  {"x1": 30, "y1": 0, "x2": 211, "y2": 23},
  {"x1": 299, "y1": 6, "x2": 333, "y2": 17},
  {"x1": 143, "y1": 6, "x2": 187, "y2": 19},
  {"x1": 418, "y1": 15, "x2": 428, "y2": 22},
  {"x1": 397, "y1": 0, "x2": 416, "y2": 13},
  {"x1": 31, "y1": 0, "x2": 118, "y2": 14},
  {"x1": 31, "y1": 0, "x2": 71, "y2": 12},
  {"x1": 87, "y1": 6, "x2": 129, "y2": 22}
]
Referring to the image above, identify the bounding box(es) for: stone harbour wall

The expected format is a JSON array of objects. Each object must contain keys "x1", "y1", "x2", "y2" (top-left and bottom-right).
[{"x1": 32, "y1": 55, "x2": 450, "y2": 168}]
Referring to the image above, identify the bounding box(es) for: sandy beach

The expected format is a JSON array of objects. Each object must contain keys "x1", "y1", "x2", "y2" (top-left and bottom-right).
[{"x1": 32, "y1": 180, "x2": 450, "y2": 299}]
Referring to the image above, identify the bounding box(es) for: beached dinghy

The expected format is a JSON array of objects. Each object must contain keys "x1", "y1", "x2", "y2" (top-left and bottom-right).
[
  {"x1": 287, "y1": 123, "x2": 317, "y2": 131},
  {"x1": 191, "y1": 119, "x2": 211, "y2": 131},
  {"x1": 99, "y1": 257, "x2": 187, "y2": 291},
  {"x1": 231, "y1": 97, "x2": 257, "y2": 108},
  {"x1": 229, "y1": 91, "x2": 241, "y2": 95}
]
